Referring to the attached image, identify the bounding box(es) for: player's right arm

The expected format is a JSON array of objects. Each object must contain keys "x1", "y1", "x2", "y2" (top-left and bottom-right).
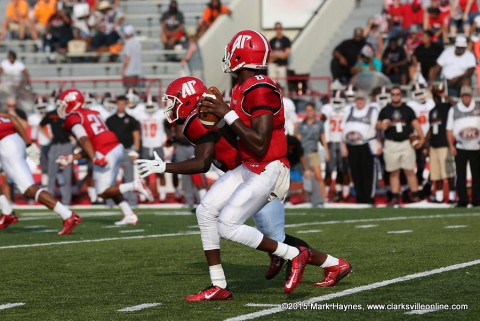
[
  {"x1": 166, "y1": 141, "x2": 215, "y2": 174},
  {"x1": 0, "y1": 112, "x2": 31, "y2": 145}
]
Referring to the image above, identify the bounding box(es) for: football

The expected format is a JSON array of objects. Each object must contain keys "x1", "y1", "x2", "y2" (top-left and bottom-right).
[
  {"x1": 199, "y1": 87, "x2": 222, "y2": 129},
  {"x1": 409, "y1": 134, "x2": 421, "y2": 148}
]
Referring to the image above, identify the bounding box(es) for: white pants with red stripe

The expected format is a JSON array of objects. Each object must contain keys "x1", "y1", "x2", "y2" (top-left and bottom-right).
[{"x1": 94, "y1": 144, "x2": 124, "y2": 194}]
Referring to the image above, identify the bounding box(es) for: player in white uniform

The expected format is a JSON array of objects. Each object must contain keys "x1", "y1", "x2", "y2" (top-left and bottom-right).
[
  {"x1": 322, "y1": 89, "x2": 351, "y2": 201},
  {"x1": 125, "y1": 88, "x2": 145, "y2": 120},
  {"x1": 84, "y1": 92, "x2": 112, "y2": 121},
  {"x1": 136, "y1": 95, "x2": 168, "y2": 201}
]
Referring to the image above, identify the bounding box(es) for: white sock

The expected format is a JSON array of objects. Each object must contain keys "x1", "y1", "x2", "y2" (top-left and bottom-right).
[
  {"x1": 198, "y1": 188, "x2": 207, "y2": 199},
  {"x1": 158, "y1": 186, "x2": 166, "y2": 200},
  {"x1": 87, "y1": 187, "x2": 97, "y2": 202},
  {"x1": 118, "y1": 201, "x2": 135, "y2": 216},
  {"x1": 41, "y1": 175, "x2": 48, "y2": 186},
  {"x1": 326, "y1": 186, "x2": 330, "y2": 196},
  {"x1": 320, "y1": 255, "x2": 340, "y2": 268},
  {"x1": 0, "y1": 195, "x2": 12, "y2": 215},
  {"x1": 209, "y1": 264, "x2": 227, "y2": 289},
  {"x1": 335, "y1": 184, "x2": 341, "y2": 193},
  {"x1": 342, "y1": 185, "x2": 350, "y2": 198},
  {"x1": 53, "y1": 202, "x2": 72, "y2": 220},
  {"x1": 273, "y1": 242, "x2": 300, "y2": 260},
  {"x1": 435, "y1": 190, "x2": 444, "y2": 202},
  {"x1": 119, "y1": 182, "x2": 135, "y2": 194},
  {"x1": 175, "y1": 187, "x2": 181, "y2": 198},
  {"x1": 449, "y1": 191, "x2": 456, "y2": 201}
]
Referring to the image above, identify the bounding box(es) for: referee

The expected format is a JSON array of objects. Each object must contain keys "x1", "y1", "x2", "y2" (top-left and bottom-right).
[
  {"x1": 106, "y1": 95, "x2": 141, "y2": 206},
  {"x1": 40, "y1": 109, "x2": 73, "y2": 205}
]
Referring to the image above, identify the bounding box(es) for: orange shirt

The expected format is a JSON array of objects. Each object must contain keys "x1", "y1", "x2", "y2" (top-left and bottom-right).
[
  {"x1": 6, "y1": 0, "x2": 30, "y2": 21},
  {"x1": 201, "y1": 5, "x2": 230, "y2": 25},
  {"x1": 34, "y1": 0, "x2": 57, "y2": 26}
]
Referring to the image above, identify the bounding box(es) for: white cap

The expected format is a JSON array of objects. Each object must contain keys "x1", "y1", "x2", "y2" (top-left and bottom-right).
[
  {"x1": 123, "y1": 24, "x2": 135, "y2": 36},
  {"x1": 455, "y1": 35, "x2": 468, "y2": 47}
]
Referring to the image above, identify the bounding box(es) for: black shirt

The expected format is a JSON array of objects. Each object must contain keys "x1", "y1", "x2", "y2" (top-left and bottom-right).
[
  {"x1": 428, "y1": 102, "x2": 451, "y2": 148},
  {"x1": 106, "y1": 113, "x2": 140, "y2": 149},
  {"x1": 160, "y1": 11, "x2": 184, "y2": 31},
  {"x1": 40, "y1": 110, "x2": 71, "y2": 144},
  {"x1": 382, "y1": 46, "x2": 407, "y2": 75},
  {"x1": 413, "y1": 42, "x2": 444, "y2": 80},
  {"x1": 269, "y1": 36, "x2": 291, "y2": 66},
  {"x1": 286, "y1": 135, "x2": 304, "y2": 167},
  {"x1": 334, "y1": 38, "x2": 366, "y2": 67},
  {"x1": 378, "y1": 103, "x2": 417, "y2": 141}
]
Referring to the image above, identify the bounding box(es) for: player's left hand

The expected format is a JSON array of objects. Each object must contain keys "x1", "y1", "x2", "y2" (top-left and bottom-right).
[
  {"x1": 56, "y1": 154, "x2": 73, "y2": 169},
  {"x1": 26, "y1": 143, "x2": 40, "y2": 164},
  {"x1": 200, "y1": 87, "x2": 230, "y2": 118},
  {"x1": 135, "y1": 151, "x2": 166, "y2": 178}
]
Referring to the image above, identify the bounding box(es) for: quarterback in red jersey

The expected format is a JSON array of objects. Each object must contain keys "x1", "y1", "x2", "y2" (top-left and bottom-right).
[
  {"x1": 0, "y1": 112, "x2": 81, "y2": 235},
  {"x1": 56, "y1": 89, "x2": 153, "y2": 225}
]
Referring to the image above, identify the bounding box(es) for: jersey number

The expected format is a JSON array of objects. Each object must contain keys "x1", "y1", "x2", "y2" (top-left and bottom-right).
[
  {"x1": 87, "y1": 114, "x2": 107, "y2": 135},
  {"x1": 143, "y1": 121, "x2": 158, "y2": 138},
  {"x1": 330, "y1": 119, "x2": 343, "y2": 132}
]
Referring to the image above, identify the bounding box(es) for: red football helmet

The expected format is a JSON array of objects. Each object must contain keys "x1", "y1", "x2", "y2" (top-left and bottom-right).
[
  {"x1": 222, "y1": 30, "x2": 271, "y2": 73},
  {"x1": 163, "y1": 76, "x2": 207, "y2": 123},
  {"x1": 56, "y1": 89, "x2": 84, "y2": 119}
]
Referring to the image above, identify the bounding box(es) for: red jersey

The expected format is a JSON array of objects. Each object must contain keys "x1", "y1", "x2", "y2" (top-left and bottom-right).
[
  {"x1": 0, "y1": 116, "x2": 16, "y2": 140},
  {"x1": 460, "y1": 0, "x2": 479, "y2": 13},
  {"x1": 402, "y1": 3, "x2": 423, "y2": 29},
  {"x1": 183, "y1": 112, "x2": 240, "y2": 172},
  {"x1": 230, "y1": 75, "x2": 289, "y2": 174},
  {"x1": 64, "y1": 109, "x2": 119, "y2": 155}
]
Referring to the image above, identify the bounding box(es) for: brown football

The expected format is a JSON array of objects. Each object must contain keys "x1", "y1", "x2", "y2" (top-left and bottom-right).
[{"x1": 199, "y1": 87, "x2": 221, "y2": 129}]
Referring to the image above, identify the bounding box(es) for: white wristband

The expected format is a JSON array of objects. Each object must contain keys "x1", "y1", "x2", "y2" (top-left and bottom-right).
[{"x1": 224, "y1": 110, "x2": 239, "y2": 125}]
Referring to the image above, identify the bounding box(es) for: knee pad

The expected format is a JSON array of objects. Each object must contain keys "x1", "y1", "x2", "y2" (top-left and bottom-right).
[
  {"x1": 196, "y1": 203, "x2": 221, "y2": 251},
  {"x1": 195, "y1": 203, "x2": 219, "y2": 227},
  {"x1": 217, "y1": 219, "x2": 237, "y2": 241}
]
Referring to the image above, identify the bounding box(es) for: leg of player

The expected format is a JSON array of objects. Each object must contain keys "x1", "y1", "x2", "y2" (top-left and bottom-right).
[
  {"x1": 0, "y1": 191, "x2": 18, "y2": 229},
  {"x1": 98, "y1": 188, "x2": 139, "y2": 226},
  {"x1": 157, "y1": 173, "x2": 167, "y2": 202},
  {"x1": 23, "y1": 185, "x2": 81, "y2": 236}
]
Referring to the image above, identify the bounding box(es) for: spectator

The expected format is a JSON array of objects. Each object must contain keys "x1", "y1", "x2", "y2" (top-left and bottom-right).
[
  {"x1": 32, "y1": 0, "x2": 57, "y2": 37},
  {"x1": 268, "y1": 22, "x2": 291, "y2": 90},
  {"x1": 446, "y1": 86, "x2": 480, "y2": 207},
  {"x1": 403, "y1": 25, "x2": 423, "y2": 61},
  {"x1": 382, "y1": 37, "x2": 408, "y2": 85},
  {"x1": 331, "y1": 27, "x2": 366, "y2": 84},
  {"x1": 106, "y1": 95, "x2": 141, "y2": 206},
  {"x1": 5, "y1": 96, "x2": 28, "y2": 129},
  {"x1": 121, "y1": 24, "x2": 142, "y2": 90},
  {"x1": 88, "y1": 0, "x2": 124, "y2": 54},
  {"x1": 409, "y1": 30, "x2": 444, "y2": 83},
  {"x1": 181, "y1": 27, "x2": 204, "y2": 80},
  {"x1": 386, "y1": 0, "x2": 404, "y2": 38},
  {"x1": 44, "y1": 8, "x2": 74, "y2": 61},
  {"x1": 160, "y1": 0, "x2": 184, "y2": 57},
  {"x1": 427, "y1": 84, "x2": 456, "y2": 204},
  {"x1": 450, "y1": 0, "x2": 479, "y2": 37},
  {"x1": 1, "y1": 0, "x2": 37, "y2": 40},
  {"x1": 352, "y1": 44, "x2": 382, "y2": 75},
  {"x1": 342, "y1": 91, "x2": 380, "y2": 204},
  {"x1": 40, "y1": 108, "x2": 73, "y2": 205},
  {"x1": 296, "y1": 102, "x2": 329, "y2": 203},
  {"x1": 278, "y1": 84, "x2": 298, "y2": 136},
  {"x1": 197, "y1": 0, "x2": 230, "y2": 37},
  {"x1": 402, "y1": 0, "x2": 424, "y2": 31},
  {"x1": 0, "y1": 50, "x2": 31, "y2": 93},
  {"x1": 424, "y1": 6, "x2": 449, "y2": 43},
  {"x1": 364, "y1": 15, "x2": 384, "y2": 58},
  {"x1": 376, "y1": 86, "x2": 424, "y2": 206},
  {"x1": 430, "y1": 36, "x2": 475, "y2": 97}
]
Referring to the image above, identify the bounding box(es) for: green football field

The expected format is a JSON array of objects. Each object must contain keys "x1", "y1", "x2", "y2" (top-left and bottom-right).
[{"x1": 0, "y1": 207, "x2": 479, "y2": 321}]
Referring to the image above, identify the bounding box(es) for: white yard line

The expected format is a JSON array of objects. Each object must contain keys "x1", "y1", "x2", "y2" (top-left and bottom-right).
[
  {"x1": 0, "y1": 303, "x2": 25, "y2": 310},
  {"x1": 118, "y1": 229, "x2": 145, "y2": 234},
  {"x1": 284, "y1": 213, "x2": 480, "y2": 228},
  {"x1": 19, "y1": 211, "x2": 193, "y2": 221},
  {"x1": 23, "y1": 225, "x2": 47, "y2": 229},
  {"x1": 387, "y1": 230, "x2": 413, "y2": 234},
  {"x1": 355, "y1": 224, "x2": 378, "y2": 229},
  {"x1": 245, "y1": 304, "x2": 280, "y2": 307},
  {"x1": 31, "y1": 229, "x2": 58, "y2": 234},
  {"x1": 297, "y1": 230, "x2": 322, "y2": 234},
  {"x1": 118, "y1": 303, "x2": 161, "y2": 312},
  {"x1": 445, "y1": 225, "x2": 467, "y2": 229},
  {"x1": 0, "y1": 231, "x2": 200, "y2": 250},
  {"x1": 224, "y1": 259, "x2": 480, "y2": 321},
  {"x1": 405, "y1": 309, "x2": 440, "y2": 315}
]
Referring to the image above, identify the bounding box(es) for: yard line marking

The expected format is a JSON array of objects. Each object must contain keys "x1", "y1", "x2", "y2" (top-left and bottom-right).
[
  {"x1": 17, "y1": 211, "x2": 194, "y2": 221},
  {"x1": 387, "y1": 230, "x2": 413, "y2": 234},
  {"x1": 102, "y1": 225, "x2": 124, "y2": 229},
  {"x1": 187, "y1": 225, "x2": 199, "y2": 229},
  {"x1": 284, "y1": 213, "x2": 480, "y2": 228},
  {"x1": 225, "y1": 259, "x2": 480, "y2": 321},
  {"x1": 297, "y1": 230, "x2": 322, "y2": 234},
  {"x1": 355, "y1": 224, "x2": 378, "y2": 229},
  {"x1": 245, "y1": 304, "x2": 280, "y2": 307},
  {"x1": 31, "y1": 229, "x2": 58, "y2": 234},
  {"x1": 119, "y1": 229, "x2": 145, "y2": 234},
  {"x1": 0, "y1": 303, "x2": 25, "y2": 310},
  {"x1": 118, "y1": 303, "x2": 161, "y2": 312},
  {"x1": 405, "y1": 308, "x2": 439, "y2": 315},
  {"x1": 0, "y1": 231, "x2": 200, "y2": 250},
  {"x1": 445, "y1": 225, "x2": 467, "y2": 229},
  {"x1": 23, "y1": 225, "x2": 47, "y2": 229}
]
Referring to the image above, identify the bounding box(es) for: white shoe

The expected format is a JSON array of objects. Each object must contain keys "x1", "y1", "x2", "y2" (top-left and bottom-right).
[
  {"x1": 115, "y1": 215, "x2": 139, "y2": 226},
  {"x1": 134, "y1": 179, "x2": 154, "y2": 202}
]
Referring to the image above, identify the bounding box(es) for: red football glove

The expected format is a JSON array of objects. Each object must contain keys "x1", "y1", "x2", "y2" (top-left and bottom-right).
[{"x1": 93, "y1": 157, "x2": 108, "y2": 167}]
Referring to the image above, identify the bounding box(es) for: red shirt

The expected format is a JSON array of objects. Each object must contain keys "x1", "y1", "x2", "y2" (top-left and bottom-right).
[
  {"x1": 0, "y1": 116, "x2": 16, "y2": 140},
  {"x1": 460, "y1": 0, "x2": 479, "y2": 13},
  {"x1": 230, "y1": 75, "x2": 289, "y2": 174},
  {"x1": 64, "y1": 109, "x2": 119, "y2": 155},
  {"x1": 183, "y1": 112, "x2": 240, "y2": 172},
  {"x1": 388, "y1": 4, "x2": 404, "y2": 24},
  {"x1": 402, "y1": 3, "x2": 424, "y2": 29}
]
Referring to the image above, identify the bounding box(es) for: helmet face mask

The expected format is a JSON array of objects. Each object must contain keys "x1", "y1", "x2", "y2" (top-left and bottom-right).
[
  {"x1": 377, "y1": 94, "x2": 390, "y2": 108},
  {"x1": 163, "y1": 94, "x2": 182, "y2": 123}
]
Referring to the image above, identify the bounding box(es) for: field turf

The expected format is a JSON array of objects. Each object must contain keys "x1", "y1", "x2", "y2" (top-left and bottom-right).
[{"x1": 0, "y1": 207, "x2": 478, "y2": 321}]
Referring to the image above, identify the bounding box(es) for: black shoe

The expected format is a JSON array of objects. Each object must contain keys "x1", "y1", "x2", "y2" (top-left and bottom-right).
[{"x1": 455, "y1": 203, "x2": 468, "y2": 208}]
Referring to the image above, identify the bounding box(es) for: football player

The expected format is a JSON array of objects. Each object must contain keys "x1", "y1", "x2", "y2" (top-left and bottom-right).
[
  {"x1": 55, "y1": 89, "x2": 153, "y2": 225},
  {"x1": 0, "y1": 112, "x2": 81, "y2": 235},
  {"x1": 137, "y1": 76, "x2": 351, "y2": 300}
]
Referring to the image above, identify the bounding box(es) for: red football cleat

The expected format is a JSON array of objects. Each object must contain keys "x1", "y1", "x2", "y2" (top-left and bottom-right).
[
  {"x1": 0, "y1": 212, "x2": 18, "y2": 229},
  {"x1": 265, "y1": 254, "x2": 285, "y2": 280},
  {"x1": 58, "y1": 213, "x2": 82, "y2": 236},
  {"x1": 313, "y1": 258, "x2": 352, "y2": 287},
  {"x1": 184, "y1": 285, "x2": 233, "y2": 301},
  {"x1": 284, "y1": 246, "x2": 311, "y2": 294}
]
